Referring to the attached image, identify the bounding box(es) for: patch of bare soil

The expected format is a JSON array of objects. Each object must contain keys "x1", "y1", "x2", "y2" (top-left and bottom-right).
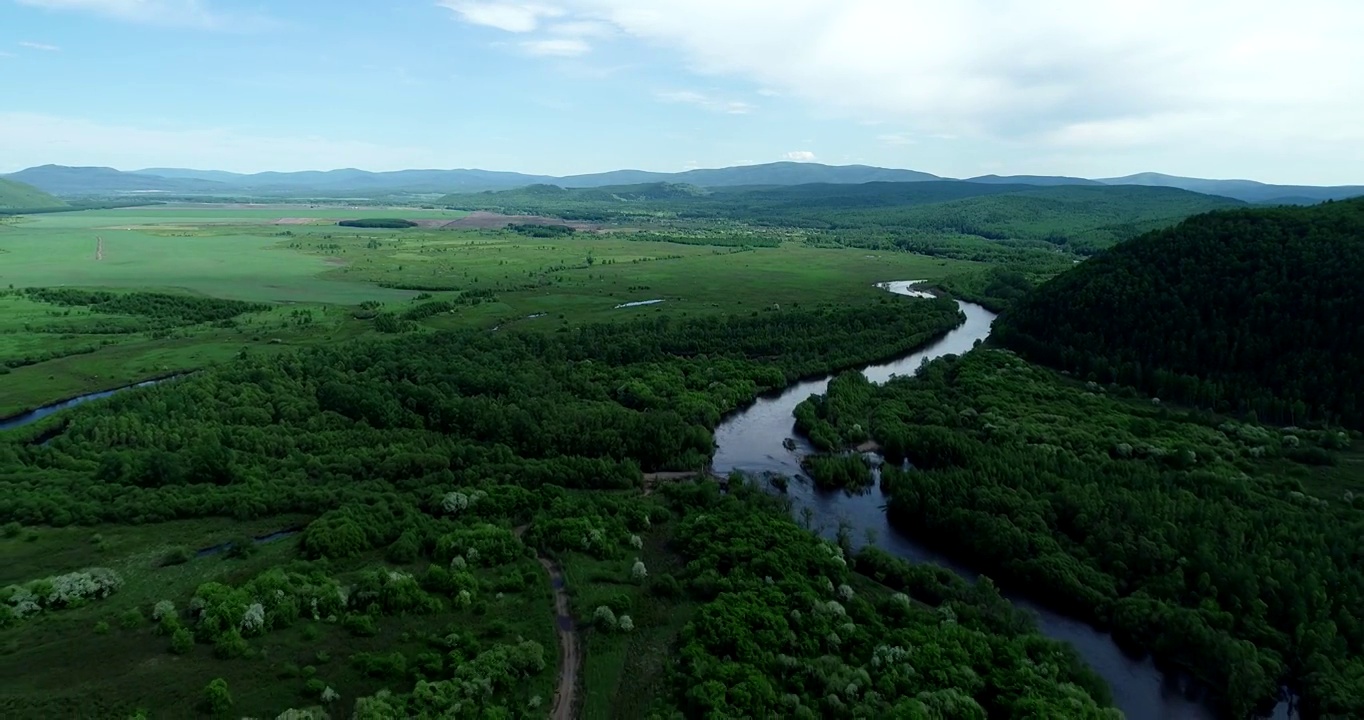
[
  {"x1": 274, "y1": 217, "x2": 320, "y2": 225},
  {"x1": 322, "y1": 257, "x2": 347, "y2": 267}
]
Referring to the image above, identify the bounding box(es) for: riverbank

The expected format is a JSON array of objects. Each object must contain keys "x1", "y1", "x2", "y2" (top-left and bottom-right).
[{"x1": 709, "y1": 290, "x2": 1230, "y2": 720}]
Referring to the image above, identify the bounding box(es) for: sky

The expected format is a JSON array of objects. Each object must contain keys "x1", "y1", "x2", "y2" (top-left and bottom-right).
[{"x1": 2, "y1": 0, "x2": 1363, "y2": 184}]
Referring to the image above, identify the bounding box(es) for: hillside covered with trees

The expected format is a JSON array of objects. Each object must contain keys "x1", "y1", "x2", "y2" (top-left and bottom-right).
[{"x1": 996, "y1": 198, "x2": 1364, "y2": 427}]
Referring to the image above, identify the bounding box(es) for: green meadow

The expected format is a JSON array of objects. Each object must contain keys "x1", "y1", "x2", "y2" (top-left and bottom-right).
[{"x1": 0, "y1": 205, "x2": 979, "y2": 416}]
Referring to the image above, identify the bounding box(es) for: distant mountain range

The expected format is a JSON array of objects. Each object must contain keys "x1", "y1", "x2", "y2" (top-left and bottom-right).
[{"x1": 3, "y1": 162, "x2": 1361, "y2": 205}]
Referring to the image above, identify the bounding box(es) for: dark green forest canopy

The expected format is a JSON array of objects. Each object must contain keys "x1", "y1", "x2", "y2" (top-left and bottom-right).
[
  {"x1": 337, "y1": 218, "x2": 418, "y2": 229},
  {"x1": 0, "y1": 297, "x2": 962, "y2": 527},
  {"x1": 25, "y1": 288, "x2": 269, "y2": 325},
  {"x1": 654, "y1": 481, "x2": 1119, "y2": 718},
  {"x1": 995, "y1": 197, "x2": 1364, "y2": 428},
  {"x1": 797, "y1": 349, "x2": 1364, "y2": 718}
]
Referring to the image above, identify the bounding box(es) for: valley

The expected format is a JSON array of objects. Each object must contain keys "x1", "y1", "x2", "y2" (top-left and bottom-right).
[{"x1": 1, "y1": 174, "x2": 1361, "y2": 720}]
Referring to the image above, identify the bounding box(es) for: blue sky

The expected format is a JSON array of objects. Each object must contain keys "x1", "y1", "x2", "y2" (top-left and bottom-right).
[{"x1": 2, "y1": 0, "x2": 1362, "y2": 184}]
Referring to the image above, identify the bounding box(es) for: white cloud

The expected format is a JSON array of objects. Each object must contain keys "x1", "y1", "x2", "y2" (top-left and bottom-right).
[
  {"x1": 437, "y1": 1, "x2": 563, "y2": 32},
  {"x1": 19, "y1": 41, "x2": 61, "y2": 51},
  {"x1": 0, "y1": 112, "x2": 437, "y2": 174},
  {"x1": 655, "y1": 90, "x2": 754, "y2": 115},
  {"x1": 540, "y1": 0, "x2": 1364, "y2": 179},
  {"x1": 15, "y1": 0, "x2": 240, "y2": 28},
  {"x1": 520, "y1": 38, "x2": 590, "y2": 56},
  {"x1": 783, "y1": 150, "x2": 816, "y2": 162}
]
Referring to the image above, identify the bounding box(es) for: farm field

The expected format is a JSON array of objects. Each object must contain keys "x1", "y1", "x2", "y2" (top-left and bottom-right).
[{"x1": 0, "y1": 205, "x2": 979, "y2": 416}]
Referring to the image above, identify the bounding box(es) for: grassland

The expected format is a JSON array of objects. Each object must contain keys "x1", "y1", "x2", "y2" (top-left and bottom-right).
[{"x1": 0, "y1": 205, "x2": 979, "y2": 417}]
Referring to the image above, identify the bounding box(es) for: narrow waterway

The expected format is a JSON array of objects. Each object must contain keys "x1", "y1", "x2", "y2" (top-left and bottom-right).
[
  {"x1": 712, "y1": 282, "x2": 1222, "y2": 720},
  {"x1": 0, "y1": 376, "x2": 184, "y2": 432}
]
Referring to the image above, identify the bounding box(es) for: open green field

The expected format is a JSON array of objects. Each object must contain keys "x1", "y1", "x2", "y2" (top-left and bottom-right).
[
  {"x1": 0, "y1": 213, "x2": 415, "y2": 303},
  {"x1": 0, "y1": 205, "x2": 979, "y2": 416}
]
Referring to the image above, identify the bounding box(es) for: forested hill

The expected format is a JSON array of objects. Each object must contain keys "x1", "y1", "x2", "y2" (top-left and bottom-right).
[
  {"x1": 0, "y1": 179, "x2": 66, "y2": 211},
  {"x1": 996, "y1": 197, "x2": 1364, "y2": 427}
]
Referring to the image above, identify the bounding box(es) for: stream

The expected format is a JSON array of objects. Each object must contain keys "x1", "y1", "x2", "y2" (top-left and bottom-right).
[
  {"x1": 712, "y1": 282, "x2": 1293, "y2": 720},
  {"x1": 0, "y1": 375, "x2": 186, "y2": 433}
]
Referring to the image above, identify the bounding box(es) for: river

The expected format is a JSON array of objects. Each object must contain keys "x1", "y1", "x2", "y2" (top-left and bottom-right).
[
  {"x1": 713, "y1": 283, "x2": 1226, "y2": 720},
  {"x1": 2, "y1": 285, "x2": 1294, "y2": 717},
  {"x1": 0, "y1": 376, "x2": 186, "y2": 433}
]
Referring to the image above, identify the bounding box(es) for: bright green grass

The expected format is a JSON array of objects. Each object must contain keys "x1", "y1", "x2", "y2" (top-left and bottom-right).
[
  {"x1": 0, "y1": 223, "x2": 411, "y2": 304},
  {"x1": 1, "y1": 206, "x2": 982, "y2": 415}
]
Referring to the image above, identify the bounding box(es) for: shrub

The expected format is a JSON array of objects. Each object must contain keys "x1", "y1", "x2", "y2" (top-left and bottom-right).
[
  {"x1": 120, "y1": 608, "x2": 144, "y2": 629},
  {"x1": 203, "y1": 678, "x2": 232, "y2": 717},
  {"x1": 151, "y1": 599, "x2": 176, "y2": 621},
  {"x1": 631, "y1": 559, "x2": 648, "y2": 581},
  {"x1": 593, "y1": 605, "x2": 617, "y2": 630},
  {"x1": 213, "y1": 628, "x2": 248, "y2": 659},
  {"x1": 648, "y1": 573, "x2": 682, "y2": 599},
  {"x1": 343, "y1": 613, "x2": 379, "y2": 637},
  {"x1": 618, "y1": 614, "x2": 635, "y2": 632},
  {"x1": 224, "y1": 537, "x2": 257, "y2": 559},
  {"x1": 1, "y1": 522, "x2": 20, "y2": 538},
  {"x1": 94, "y1": 620, "x2": 110, "y2": 635},
  {"x1": 159, "y1": 546, "x2": 194, "y2": 566},
  {"x1": 170, "y1": 627, "x2": 194, "y2": 654}
]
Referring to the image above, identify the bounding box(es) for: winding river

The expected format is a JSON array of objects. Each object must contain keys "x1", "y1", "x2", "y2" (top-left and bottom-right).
[
  {"x1": 714, "y1": 283, "x2": 1227, "y2": 720},
  {"x1": 1, "y1": 284, "x2": 1296, "y2": 718}
]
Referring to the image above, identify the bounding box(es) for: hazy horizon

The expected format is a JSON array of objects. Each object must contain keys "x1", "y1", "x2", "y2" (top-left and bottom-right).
[{"x1": 4, "y1": 0, "x2": 1362, "y2": 185}]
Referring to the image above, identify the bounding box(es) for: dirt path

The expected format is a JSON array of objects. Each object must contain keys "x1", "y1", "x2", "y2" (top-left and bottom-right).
[
  {"x1": 540, "y1": 555, "x2": 579, "y2": 720},
  {"x1": 515, "y1": 525, "x2": 579, "y2": 720}
]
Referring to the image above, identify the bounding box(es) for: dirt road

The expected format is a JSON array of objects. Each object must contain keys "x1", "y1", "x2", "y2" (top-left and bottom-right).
[
  {"x1": 540, "y1": 555, "x2": 578, "y2": 720},
  {"x1": 515, "y1": 524, "x2": 579, "y2": 720}
]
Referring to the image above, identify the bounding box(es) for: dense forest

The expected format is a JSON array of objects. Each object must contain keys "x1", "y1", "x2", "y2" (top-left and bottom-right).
[
  {"x1": 0, "y1": 297, "x2": 961, "y2": 527},
  {"x1": 795, "y1": 350, "x2": 1364, "y2": 718},
  {"x1": 996, "y1": 198, "x2": 1364, "y2": 427},
  {"x1": 0, "y1": 294, "x2": 1128, "y2": 717},
  {"x1": 652, "y1": 480, "x2": 1119, "y2": 718}
]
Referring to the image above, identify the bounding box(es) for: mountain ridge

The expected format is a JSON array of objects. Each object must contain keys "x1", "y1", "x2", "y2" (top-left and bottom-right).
[{"x1": 5, "y1": 162, "x2": 1361, "y2": 204}]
